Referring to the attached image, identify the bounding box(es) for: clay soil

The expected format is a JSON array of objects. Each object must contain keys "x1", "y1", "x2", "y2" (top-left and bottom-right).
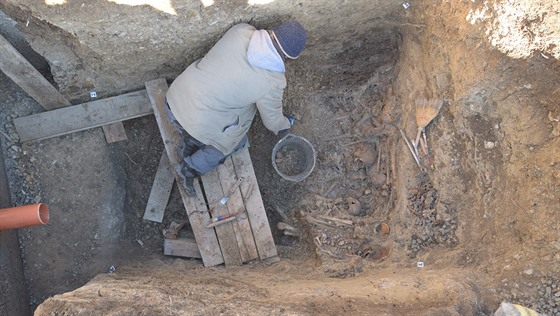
[{"x1": 1, "y1": 0, "x2": 559, "y2": 315}]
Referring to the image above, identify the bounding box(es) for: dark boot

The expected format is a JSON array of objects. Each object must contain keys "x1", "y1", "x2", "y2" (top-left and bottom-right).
[
  {"x1": 182, "y1": 176, "x2": 196, "y2": 197},
  {"x1": 179, "y1": 163, "x2": 198, "y2": 197}
]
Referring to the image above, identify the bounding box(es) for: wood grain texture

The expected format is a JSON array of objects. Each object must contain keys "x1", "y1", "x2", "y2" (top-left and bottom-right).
[
  {"x1": 13, "y1": 90, "x2": 151, "y2": 142},
  {"x1": 164, "y1": 238, "x2": 201, "y2": 258},
  {"x1": 1, "y1": 34, "x2": 127, "y2": 142},
  {"x1": 0, "y1": 33, "x2": 70, "y2": 110},
  {"x1": 201, "y1": 169, "x2": 242, "y2": 266},
  {"x1": 231, "y1": 148, "x2": 278, "y2": 260},
  {"x1": 102, "y1": 122, "x2": 128, "y2": 143},
  {"x1": 143, "y1": 151, "x2": 174, "y2": 223},
  {"x1": 145, "y1": 78, "x2": 223, "y2": 267},
  {"x1": 217, "y1": 157, "x2": 259, "y2": 262}
]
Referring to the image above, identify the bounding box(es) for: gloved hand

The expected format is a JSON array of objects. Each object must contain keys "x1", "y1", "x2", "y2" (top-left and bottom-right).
[
  {"x1": 277, "y1": 114, "x2": 295, "y2": 139},
  {"x1": 278, "y1": 129, "x2": 290, "y2": 139},
  {"x1": 287, "y1": 114, "x2": 295, "y2": 126}
]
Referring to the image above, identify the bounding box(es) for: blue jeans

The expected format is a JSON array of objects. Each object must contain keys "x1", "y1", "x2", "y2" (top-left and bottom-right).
[{"x1": 165, "y1": 100, "x2": 247, "y2": 177}]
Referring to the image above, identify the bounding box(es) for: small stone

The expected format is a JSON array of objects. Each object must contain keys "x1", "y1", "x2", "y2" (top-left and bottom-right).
[
  {"x1": 484, "y1": 141, "x2": 495, "y2": 149},
  {"x1": 524, "y1": 268, "x2": 534, "y2": 275},
  {"x1": 346, "y1": 197, "x2": 362, "y2": 216}
]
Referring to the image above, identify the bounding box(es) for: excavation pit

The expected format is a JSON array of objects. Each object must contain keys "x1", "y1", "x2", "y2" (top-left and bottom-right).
[{"x1": 0, "y1": 1, "x2": 559, "y2": 315}]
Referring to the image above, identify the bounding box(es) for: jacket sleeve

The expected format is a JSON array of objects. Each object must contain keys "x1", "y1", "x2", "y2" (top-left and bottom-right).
[{"x1": 256, "y1": 82, "x2": 292, "y2": 134}]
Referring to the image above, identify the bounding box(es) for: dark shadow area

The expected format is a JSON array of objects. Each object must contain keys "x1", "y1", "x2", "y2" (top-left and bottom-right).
[
  {"x1": 0, "y1": 136, "x2": 32, "y2": 316},
  {"x1": 0, "y1": 9, "x2": 55, "y2": 86}
]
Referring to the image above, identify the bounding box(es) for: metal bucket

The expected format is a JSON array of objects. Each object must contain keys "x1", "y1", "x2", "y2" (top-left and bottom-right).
[{"x1": 272, "y1": 134, "x2": 316, "y2": 182}]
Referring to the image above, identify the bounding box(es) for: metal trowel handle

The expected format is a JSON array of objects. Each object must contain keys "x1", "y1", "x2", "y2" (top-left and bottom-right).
[{"x1": 219, "y1": 177, "x2": 244, "y2": 205}]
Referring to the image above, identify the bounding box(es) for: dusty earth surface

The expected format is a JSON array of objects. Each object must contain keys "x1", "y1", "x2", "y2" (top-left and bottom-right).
[{"x1": 0, "y1": 0, "x2": 559, "y2": 315}]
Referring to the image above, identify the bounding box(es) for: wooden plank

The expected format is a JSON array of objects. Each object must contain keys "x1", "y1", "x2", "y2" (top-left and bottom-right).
[
  {"x1": 1, "y1": 34, "x2": 127, "y2": 142},
  {"x1": 13, "y1": 90, "x2": 152, "y2": 142},
  {"x1": 143, "y1": 150, "x2": 174, "y2": 223},
  {"x1": 164, "y1": 238, "x2": 201, "y2": 258},
  {"x1": 201, "y1": 169, "x2": 242, "y2": 266},
  {"x1": 0, "y1": 33, "x2": 70, "y2": 110},
  {"x1": 145, "y1": 78, "x2": 223, "y2": 267},
  {"x1": 217, "y1": 157, "x2": 259, "y2": 262},
  {"x1": 232, "y1": 147, "x2": 278, "y2": 260},
  {"x1": 102, "y1": 122, "x2": 128, "y2": 143}
]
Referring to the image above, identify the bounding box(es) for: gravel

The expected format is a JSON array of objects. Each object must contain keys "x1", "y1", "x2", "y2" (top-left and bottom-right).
[{"x1": 406, "y1": 172, "x2": 458, "y2": 257}]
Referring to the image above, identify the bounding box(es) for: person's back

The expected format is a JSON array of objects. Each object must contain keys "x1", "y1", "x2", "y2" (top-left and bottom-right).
[
  {"x1": 167, "y1": 23, "x2": 286, "y2": 155},
  {"x1": 165, "y1": 20, "x2": 307, "y2": 196}
]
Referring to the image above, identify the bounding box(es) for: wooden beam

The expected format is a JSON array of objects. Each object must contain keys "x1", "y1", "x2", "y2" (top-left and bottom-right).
[
  {"x1": 201, "y1": 169, "x2": 243, "y2": 266},
  {"x1": 1, "y1": 34, "x2": 127, "y2": 142},
  {"x1": 164, "y1": 238, "x2": 201, "y2": 258},
  {"x1": 102, "y1": 122, "x2": 128, "y2": 143},
  {"x1": 143, "y1": 150, "x2": 174, "y2": 223},
  {"x1": 145, "y1": 78, "x2": 223, "y2": 267},
  {"x1": 217, "y1": 157, "x2": 259, "y2": 262},
  {"x1": 13, "y1": 90, "x2": 152, "y2": 142},
  {"x1": 232, "y1": 148, "x2": 278, "y2": 261},
  {"x1": 0, "y1": 33, "x2": 70, "y2": 110}
]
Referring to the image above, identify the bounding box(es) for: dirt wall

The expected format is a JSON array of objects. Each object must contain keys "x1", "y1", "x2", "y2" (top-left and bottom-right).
[
  {"x1": 1, "y1": 0, "x2": 559, "y2": 315},
  {"x1": 390, "y1": 0, "x2": 560, "y2": 312},
  {"x1": 35, "y1": 259, "x2": 483, "y2": 315},
  {"x1": 0, "y1": 0, "x2": 402, "y2": 101}
]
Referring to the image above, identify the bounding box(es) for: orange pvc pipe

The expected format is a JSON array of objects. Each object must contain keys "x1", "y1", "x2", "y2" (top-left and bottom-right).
[{"x1": 0, "y1": 203, "x2": 49, "y2": 231}]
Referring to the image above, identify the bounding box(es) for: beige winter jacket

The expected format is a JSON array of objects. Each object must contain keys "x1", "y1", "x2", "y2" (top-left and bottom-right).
[{"x1": 166, "y1": 23, "x2": 292, "y2": 155}]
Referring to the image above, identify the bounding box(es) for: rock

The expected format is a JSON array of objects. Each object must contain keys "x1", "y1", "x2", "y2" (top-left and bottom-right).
[
  {"x1": 353, "y1": 143, "x2": 376, "y2": 166},
  {"x1": 370, "y1": 172, "x2": 386, "y2": 187},
  {"x1": 484, "y1": 141, "x2": 496, "y2": 149},
  {"x1": 346, "y1": 197, "x2": 362, "y2": 216}
]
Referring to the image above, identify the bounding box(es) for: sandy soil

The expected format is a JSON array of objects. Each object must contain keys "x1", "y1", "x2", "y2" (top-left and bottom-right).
[{"x1": 0, "y1": 0, "x2": 559, "y2": 315}]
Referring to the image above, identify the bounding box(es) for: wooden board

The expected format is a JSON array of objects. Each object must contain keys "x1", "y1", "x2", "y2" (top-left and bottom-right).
[
  {"x1": 0, "y1": 33, "x2": 70, "y2": 110},
  {"x1": 232, "y1": 148, "x2": 278, "y2": 260},
  {"x1": 143, "y1": 151, "x2": 174, "y2": 223},
  {"x1": 102, "y1": 122, "x2": 128, "y2": 143},
  {"x1": 1, "y1": 34, "x2": 127, "y2": 142},
  {"x1": 145, "y1": 78, "x2": 224, "y2": 267},
  {"x1": 217, "y1": 157, "x2": 259, "y2": 262},
  {"x1": 164, "y1": 238, "x2": 201, "y2": 258},
  {"x1": 201, "y1": 169, "x2": 242, "y2": 266},
  {"x1": 13, "y1": 90, "x2": 152, "y2": 142}
]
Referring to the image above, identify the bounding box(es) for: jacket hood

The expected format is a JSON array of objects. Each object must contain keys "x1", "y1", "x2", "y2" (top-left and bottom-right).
[{"x1": 247, "y1": 30, "x2": 285, "y2": 73}]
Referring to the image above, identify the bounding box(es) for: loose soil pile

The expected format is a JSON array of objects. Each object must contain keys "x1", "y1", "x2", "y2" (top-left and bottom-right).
[{"x1": 275, "y1": 142, "x2": 306, "y2": 177}]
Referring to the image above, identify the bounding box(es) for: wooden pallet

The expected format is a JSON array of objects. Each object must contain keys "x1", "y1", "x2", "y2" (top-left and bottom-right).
[{"x1": 145, "y1": 78, "x2": 278, "y2": 267}]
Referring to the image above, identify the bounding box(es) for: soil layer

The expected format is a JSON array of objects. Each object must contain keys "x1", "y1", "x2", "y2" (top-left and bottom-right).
[{"x1": 0, "y1": 0, "x2": 559, "y2": 315}]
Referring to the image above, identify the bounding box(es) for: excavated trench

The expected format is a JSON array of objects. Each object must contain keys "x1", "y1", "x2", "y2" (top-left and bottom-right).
[{"x1": 1, "y1": 1, "x2": 559, "y2": 315}]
